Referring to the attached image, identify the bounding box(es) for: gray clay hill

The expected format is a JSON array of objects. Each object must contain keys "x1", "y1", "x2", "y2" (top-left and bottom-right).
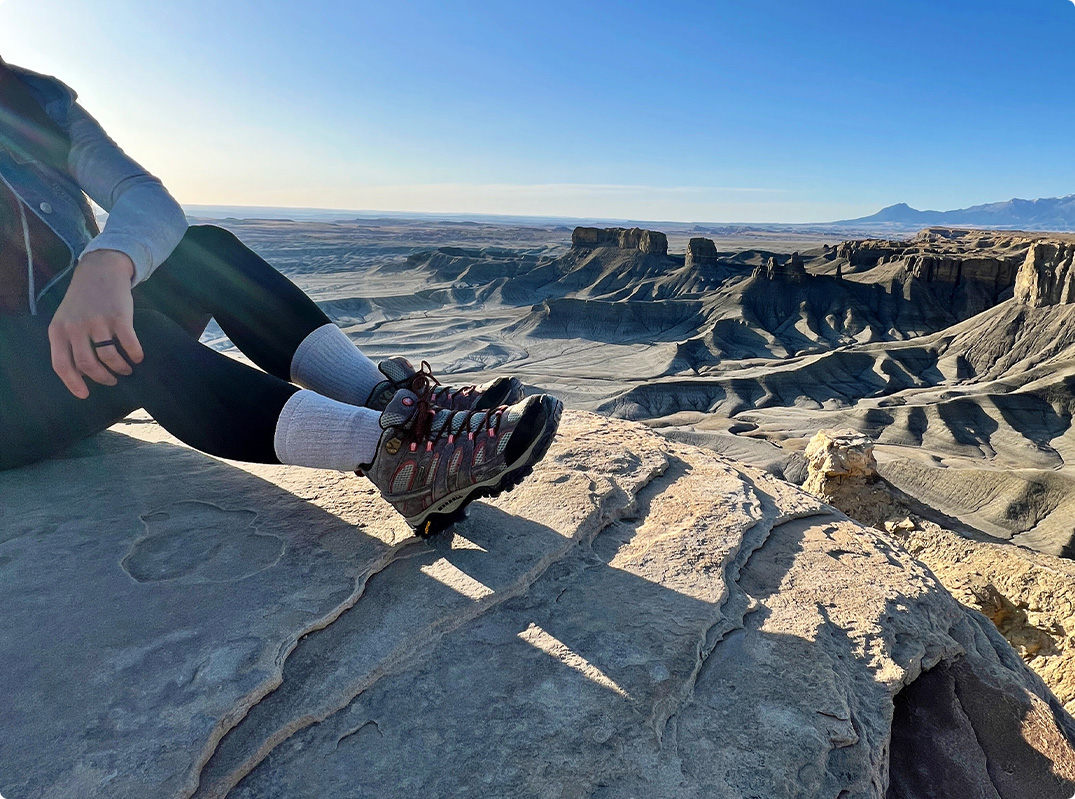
[{"x1": 221, "y1": 219, "x2": 1075, "y2": 559}]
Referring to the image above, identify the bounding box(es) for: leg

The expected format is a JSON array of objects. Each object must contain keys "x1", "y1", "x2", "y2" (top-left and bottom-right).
[
  {"x1": 116, "y1": 310, "x2": 382, "y2": 470},
  {"x1": 137, "y1": 224, "x2": 389, "y2": 407},
  {"x1": 134, "y1": 225, "x2": 335, "y2": 380},
  {"x1": 137, "y1": 225, "x2": 523, "y2": 412},
  {"x1": 0, "y1": 310, "x2": 300, "y2": 469},
  {"x1": 119, "y1": 309, "x2": 301, "y2": 461},
  {"x1": 0, "y1": 314, "x2": 137, "y2": 469},
  {"x1": 1, "y1": 311, "x2": 560, "y2": 540}
]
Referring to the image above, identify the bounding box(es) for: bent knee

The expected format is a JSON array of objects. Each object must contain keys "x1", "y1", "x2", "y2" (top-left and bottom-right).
[
  {"x1": 181, "y1": 224, "x2": 243, "y2": 251},
  {"x1": 169, "y1": 224, "x2": 256, "y2": 276}
]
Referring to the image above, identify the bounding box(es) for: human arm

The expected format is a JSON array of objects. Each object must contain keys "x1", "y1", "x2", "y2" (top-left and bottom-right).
[
  {"x1": 65, "y1": 102, "x2": 188, "y2": 284},
  {"x1": 48, "y1": 102, "x2": 187, "y2": 397}
]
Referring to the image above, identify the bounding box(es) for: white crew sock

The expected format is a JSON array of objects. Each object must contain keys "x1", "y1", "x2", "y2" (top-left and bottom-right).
[
  {"x1": 273, "y1": 390, "x2": 383, "y2": 471},
  {"x1": 290, "y1": 323, "x2": 385, "y2": 407}
]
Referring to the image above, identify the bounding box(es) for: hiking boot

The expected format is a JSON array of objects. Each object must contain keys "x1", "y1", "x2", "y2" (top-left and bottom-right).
[
  {"x1": 366, "y1": 357, "x2": 525, "y2": 413},
  {"x1": 358, "y1": 388, "x2": 563, "y2": 537}
]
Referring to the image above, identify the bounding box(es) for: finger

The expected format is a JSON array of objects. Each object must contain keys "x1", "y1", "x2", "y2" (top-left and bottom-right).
[
  {"x1": 113, "y1": 318, "x2": 144, "y2": 365},
  {"x1": 89, "y1": 323, "x2": 133, "y2": 376},
  {"x1": 93, "y1": 341, "x2": 133, "y2": 377},
  {"x1": 71, "y1": 332, "x2": 119, "y2": 388},
  {"x1": 48, "y1": 323, "x2": 89, "y2": 399}
]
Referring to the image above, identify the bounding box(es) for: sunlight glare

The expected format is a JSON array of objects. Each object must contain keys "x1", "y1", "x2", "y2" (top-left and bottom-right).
[
  {"x1": 518, "y1": 623, "x2": 628, "y2": 698},
  {"x1": 419, "y1": 558, "x2": 494, "y2": 601}
]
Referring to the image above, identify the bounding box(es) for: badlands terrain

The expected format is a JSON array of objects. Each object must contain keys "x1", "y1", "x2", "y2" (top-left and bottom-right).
[
  {"x1": 204, "y1": 215, "x2": 1075, "y2": 559},
  {"x1": 5, "y1": 215, "x2": 1075, "y2": 797}
]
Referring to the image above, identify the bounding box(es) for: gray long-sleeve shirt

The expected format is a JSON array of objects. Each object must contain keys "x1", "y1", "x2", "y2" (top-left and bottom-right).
[
  {"x1": 0, "y1": 62, "x2": 189, "y2": 313},
  {"x1": 66, "y1": 102, "x2": 189, "y2": 285}
]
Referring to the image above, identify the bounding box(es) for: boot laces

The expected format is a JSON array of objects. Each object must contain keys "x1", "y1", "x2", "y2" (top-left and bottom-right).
[
  {"x1": 406, "y1": 360, "x2": 440, "y2": 397},
  {"x1": 408, "y1": 361, "x2": 478, "y2": 406},
  {"x1": 410, "y1": 394, "x2": 505, "y2": 450}
]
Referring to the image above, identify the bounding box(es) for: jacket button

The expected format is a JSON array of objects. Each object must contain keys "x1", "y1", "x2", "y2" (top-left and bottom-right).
[{"x1": 39, "y1": 202, "x2": 53, "y2": 214}]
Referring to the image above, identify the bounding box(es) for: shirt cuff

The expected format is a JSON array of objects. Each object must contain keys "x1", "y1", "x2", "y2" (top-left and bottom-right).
[{"x1": 80, "y1": 234, "x2": 154, "y2": 284}]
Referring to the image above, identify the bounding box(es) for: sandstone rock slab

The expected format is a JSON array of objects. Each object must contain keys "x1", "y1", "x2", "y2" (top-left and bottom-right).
[
  {"x1": 1, "y1": 411, "x2": 1073, "y2": 798},
  {"x1": 0, "y1": 427, "x2": 411, "y2": 799}
]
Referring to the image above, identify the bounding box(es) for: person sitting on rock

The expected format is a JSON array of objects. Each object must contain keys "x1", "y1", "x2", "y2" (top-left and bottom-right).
[{"x1": 0, "y1": 58, "x2": 562, "y2": 537}]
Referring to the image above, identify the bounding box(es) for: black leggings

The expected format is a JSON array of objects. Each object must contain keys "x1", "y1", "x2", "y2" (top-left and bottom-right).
[{"x1": 0, "y1": 225, "x2": 331, "y2": 470}]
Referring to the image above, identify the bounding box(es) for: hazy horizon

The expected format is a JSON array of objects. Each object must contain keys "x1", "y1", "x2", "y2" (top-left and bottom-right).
[
  {"x1": 181, "y1": 201, "x2": 844, "y2": 228},
  {"x1": 180, "y1": 191, "x2": 1075, "y2": 232}
]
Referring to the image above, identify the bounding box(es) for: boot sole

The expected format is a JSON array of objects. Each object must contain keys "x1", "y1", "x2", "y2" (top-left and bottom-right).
[{"x1": 409, "y1": 395, "x2": 564, "y2": 538}]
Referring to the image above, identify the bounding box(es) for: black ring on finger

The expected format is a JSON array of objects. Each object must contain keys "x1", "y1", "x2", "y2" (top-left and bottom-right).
[{"x1": 91, "y1": 338, "x2": 119, "y2": 349}]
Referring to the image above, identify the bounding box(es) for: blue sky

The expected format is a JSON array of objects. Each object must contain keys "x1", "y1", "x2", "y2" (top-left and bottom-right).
[{"x1": 1, "y1": 0, "x2": 1073, "y2": 222}]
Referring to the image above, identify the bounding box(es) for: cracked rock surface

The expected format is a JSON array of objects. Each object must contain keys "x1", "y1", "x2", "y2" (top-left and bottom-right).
[{"x1": 1, "y1": 411, "x2": 1073, "y2": 798}]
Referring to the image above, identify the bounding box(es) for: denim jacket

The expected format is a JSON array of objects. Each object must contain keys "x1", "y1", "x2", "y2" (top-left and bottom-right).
[{"x1": 0, "y1": 63, "x2": 188, "y2": 313}]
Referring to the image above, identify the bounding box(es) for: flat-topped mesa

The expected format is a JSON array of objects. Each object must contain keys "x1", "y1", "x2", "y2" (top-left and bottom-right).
[
  {"x1": 1014, "y1": 241, "x2": 1075, "y2": 306},
  {"x1": 836, "y1": 240, "x2": 910, "y2": 267},
  {"x1": 752, "y1": 251, "x2": 807, "y2": 282},
  {"x1": 835, "y1": 234, "x2": 1026, "y2": 311},
  {"x1": 571, "y1": 226, "x2": 668, "y2": 256},
  {"x1": 905, "y1": 253, "x2": 1019, "y2": 293},
  {"x1": 685, "y1": 237, "x2": 720, "y2": 270}
]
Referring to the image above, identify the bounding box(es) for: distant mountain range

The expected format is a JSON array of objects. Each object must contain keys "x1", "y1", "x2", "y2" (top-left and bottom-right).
[
  {"x1": 835, "y1": 195, "x2": 1075, "y2": 231},
  {"x1": 180, "y1": 195, "x2": 1075, "y2": 234}
]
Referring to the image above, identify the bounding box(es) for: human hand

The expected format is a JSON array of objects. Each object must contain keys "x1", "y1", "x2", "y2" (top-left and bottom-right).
[{"x1": 48, "y1": 249, "x2": 143, "y2": 399}]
